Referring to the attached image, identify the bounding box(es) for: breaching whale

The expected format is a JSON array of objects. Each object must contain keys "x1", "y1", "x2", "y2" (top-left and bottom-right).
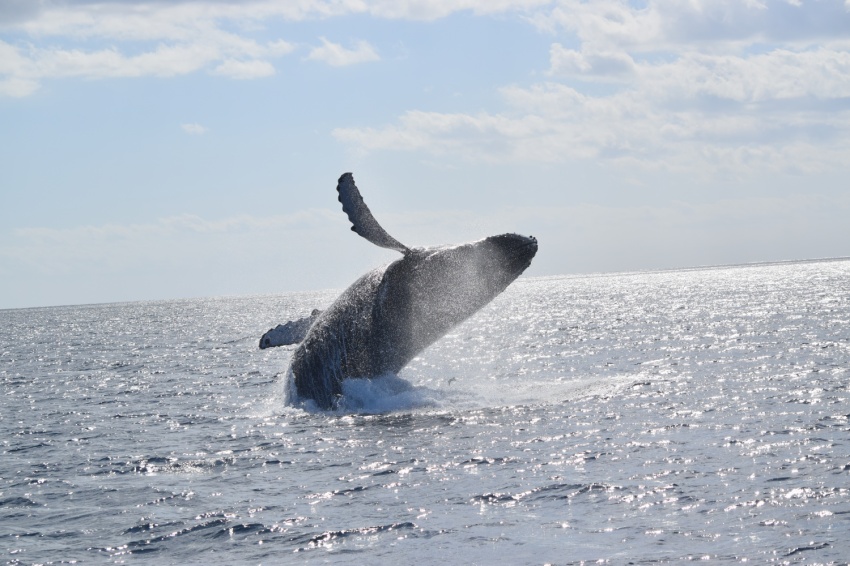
[{"x1": 260, "y1": 173, "x2": 538, "y2": 409}]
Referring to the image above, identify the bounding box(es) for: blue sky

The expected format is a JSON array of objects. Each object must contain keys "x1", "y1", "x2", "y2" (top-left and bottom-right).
[{"x1": 2, "y1": 0, "x2": 849, "y2": 309}]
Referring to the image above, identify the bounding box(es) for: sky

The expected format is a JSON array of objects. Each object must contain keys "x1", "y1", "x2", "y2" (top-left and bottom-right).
[{"x1": 2, "y1": 0, "x2": 850, "y2": 309}]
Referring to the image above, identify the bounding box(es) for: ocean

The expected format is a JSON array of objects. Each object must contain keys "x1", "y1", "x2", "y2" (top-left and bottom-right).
[{"x1": 2, "y1": 258, "x2": 849, "y2": 564}]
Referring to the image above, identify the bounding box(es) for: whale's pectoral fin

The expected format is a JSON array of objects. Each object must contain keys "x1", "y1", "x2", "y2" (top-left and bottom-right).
[
  {"x1": 336, "y1": 172, "x2": 411, "y2": 255},
  {"x1": 259, "y1": 309, "x2": 322, "y2": 349}
]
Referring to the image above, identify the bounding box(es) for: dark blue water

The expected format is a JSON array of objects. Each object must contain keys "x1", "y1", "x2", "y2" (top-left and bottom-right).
[{"x1": 2, "y1": 259, "x2": 849, "y2": 564}]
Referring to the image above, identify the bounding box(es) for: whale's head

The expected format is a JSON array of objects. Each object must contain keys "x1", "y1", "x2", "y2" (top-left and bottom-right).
[
  {"x1": 472, "y1": 233, "x2": 539, "y2": 283},
  {"x1": 378, "y1": 233, "x2": 538, "y2": 365},
  {"x1": 405, "y1": 232, "x2": 537, "y2": 297},
  {"x1": 404, "y1": 232, "x2": 538, "y2": 315}
]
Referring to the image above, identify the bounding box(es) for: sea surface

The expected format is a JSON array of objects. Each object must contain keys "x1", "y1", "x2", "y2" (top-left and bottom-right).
[{"x1": 2, "y1": 259, "x2": 849, "y2": 564}]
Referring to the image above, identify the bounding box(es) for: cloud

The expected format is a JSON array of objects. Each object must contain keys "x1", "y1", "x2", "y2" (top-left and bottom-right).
[
  {"x1": 0, "y1": 3, "x2": 300, "y2": 94},
  {"x1": 307, "y1": 38, "x2": 380, "y2": 67},
  {"x1": 0, "y1": 0, "x2": 554, "y2": 96},
  {"x1": 181, "y1": 123, "x2": 208, "y2": 135},
  {"x1": 548, "y1": 43, "x2": 636, "y2": 79},
  {"x1": 0, "y1": 37, "x2": 292, "y2": 91},
  {"x1": 352, "y1": 0, "x2": 552, "y2": 20},
  {"x1": 0, "y1": 41, "x2": 39, "y2": 95},
  {"x1": 334, "y1": 1, "x2": 850, "y2": 176},
  {"x1": 4, "y1": 0, "x2": 850, "y2": 179},
  {"x1": 0, "y1": 76, "x2": 39, "y2": 97},
  {"x1": 533, "y1": 0, "x2": 850, "y2": 49},
  {"x1": 211, "y1": 58, "x2": 277, "y2": 79},
  {"x1": 335, "y1": 63, "x2": 850, "y2": 174},
  {"x1": 0, "y1": 0, "x2": 40, "y2": 26},
  {"x1": 638, "y1": 48, "x2": 850, "y2": 102},
  {"x1": 3, "y1": 0, "x2": 552, "y2": 32}
]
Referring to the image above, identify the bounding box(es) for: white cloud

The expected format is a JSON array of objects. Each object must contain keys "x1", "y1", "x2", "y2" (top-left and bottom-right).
[
  {"x1": 357, "y1": 0, "x2": 552, "y2": 20},
  {"x1": 646, "y1": 49, "x2": 850, "y2": 102},
  {"x1": 534, "y1": 0, "x2": 850, "y2": 49},
  {"x1": 0, "y1": 41, "x2": 39, "y2": 95},
  {"x1": 307, "y1": 38, "x2": 380, "y2": 67},
  {"x1": 4, "y1": 0, "x2": 850, "y2": 179},
  {"x1": 333, "y1": 1, "x2": 850, "y2": 176},
  {"x1": 181, "y1": 123, "x2": 208, "y2": 135},
  {"x1": 212, "y1": 58, "x2": 276, "y2": 79},
  {"x1": 30, "y1": 44, "x2": 216, "y2": 78},
  {"x1": 0, "y1": 76, "x2": 39, "y2": 97},
  {"x1": 0, "y1": 0, "x2": 554, "y2": 95},
  {"x1": 0, "y1": 3, "x2": 301, "y2": 94},
  {"x1": 548, "y1": 43, "x2": 636, "y2": 79},
  {"x1": 0, "y1": 37, "x2": 291, "y2": 90},
  {"x1": 6, "y1": 0, "x2": 552, "y2": 34},
  {"x1": 335, "y1": 57, "x2": 850, "y2": 174}
]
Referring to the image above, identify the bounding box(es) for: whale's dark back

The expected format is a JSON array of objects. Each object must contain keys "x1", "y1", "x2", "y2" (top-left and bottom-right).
[{"x1": 289, "y1": 233, "x2": 538, "y2": 409}]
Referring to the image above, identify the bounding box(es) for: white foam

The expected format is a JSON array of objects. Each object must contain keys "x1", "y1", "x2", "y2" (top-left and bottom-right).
[
  {"x1": 278, "y1": 372, "x2": 443, "y2": 415},
  {"x1": 276, "y1": 369, "x2": 642, "y2": 415},
  {"x1": 335, "y1": 374, "x2": 441, "y2": 414}
]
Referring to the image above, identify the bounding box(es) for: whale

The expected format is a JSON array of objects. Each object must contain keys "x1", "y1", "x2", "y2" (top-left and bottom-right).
[{"x1": 260, "y1": 172, "x2": 538, "y2": 410}]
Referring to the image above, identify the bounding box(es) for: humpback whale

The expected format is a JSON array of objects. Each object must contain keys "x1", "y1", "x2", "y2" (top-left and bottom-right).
[{"x1": 261, "y1": 173, "x2": 538, "y2": 410}]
